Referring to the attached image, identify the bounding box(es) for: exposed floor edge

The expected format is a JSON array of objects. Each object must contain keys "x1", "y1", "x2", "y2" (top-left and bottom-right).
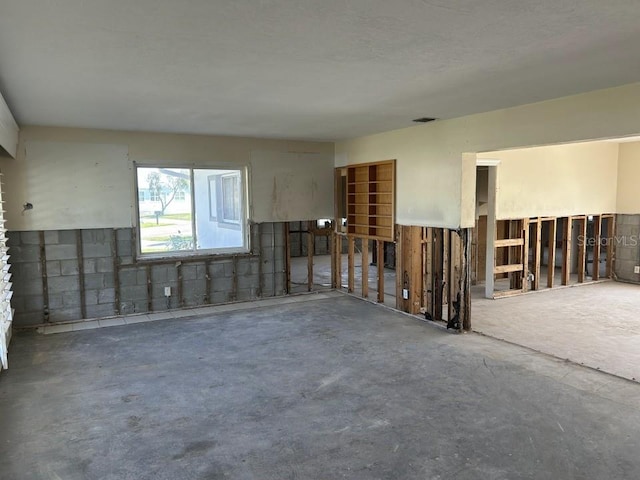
[
  {"x1": 472, "y1": 329, "x2": 639, "y2": 385},
  {"x1": 334, "y1": 290, "x2": 456, "y2": 334},
  {"x1": 485, "y1": 278, "x2": 613, "y2": 300},
  {"x1": 30, "y1": 291, "x2": 343, "y2": 335}
]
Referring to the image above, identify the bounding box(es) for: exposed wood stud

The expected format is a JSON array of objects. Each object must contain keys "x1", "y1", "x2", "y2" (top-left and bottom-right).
[
  {"x1": 76, "y1": 229, "x2": 86, "y2": 319},
  {"x1": 409, "y1": 226, "x2": 423, "y2": 314},
  {"x1": 283, "y1": 222, "x2": 290, "y2": 294},
  {"x1": 176, "y1": 262, "x2": 183, "y2": 308},
  {"x1": 533, "y1": 219, "x2": 542, "y2": 290},
  {"x1": 333, "y1": 234, "x2": 342, "y2": 289},
  {"x1": 522, "y1": 218, "x2": 529, "y2": 293},
  {"x1": 562, "y1": 217, "x2": 571, "y2": 286},
  {"x1": 361, "y1": 238, "x2": 369, "y2": 298},
  {"x1": 592, "y1": 215, "x2": 602, "y2": 281},
  {"x1": 459, "y1": 228, "x2": 472, "y2": 331},
  {"x1": 39, "y1": 231, "x2": 50, "y2": 323},
  {"x1": 424, "y1": 227, "x2": 434, "y2": 317},
  {"x1": 307, "y1": 223, "x2": 314, "y2": 292},
  {"x1": 204, "y1": 259, "x2": 211, "y2": 304},
  {"x1": 577, "y1": 217, "x2": 587, "y2": 283},
  {"x1": 146, "y1": 265, "x2": 152, "y2": 312},
  {"x1": 347, "y1": 235, "x2": 355, "y2": 293},
  {"x1": 377, "y1": 239, "x2": 384, "y2": 303},
  {"x1": 395, "y1": 226, "x2": 403, "y2": 310},
  {"x1": 111, "y1": 229, "x2": 121, "y2": 315},
  {"x1": 232, "y1": 256, "x2": 238, "y2": 301},
  {"x1": 547, "y1": 218, "x2": 557, "y2": 288},
  {"x1": 433, "y1": 229, "x2": 444, "y2": 321},
  {"x1": 447, "y1": 230, "x2": 454, "y2": 323}
]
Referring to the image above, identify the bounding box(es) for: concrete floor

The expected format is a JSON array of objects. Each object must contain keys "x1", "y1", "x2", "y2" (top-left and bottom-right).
[
  {"x1": 472, "y1": 281, "x2": 640, "y2": 382},
  {"x1": 2, "y1": 293, "x2": 640, "y2": 479}
]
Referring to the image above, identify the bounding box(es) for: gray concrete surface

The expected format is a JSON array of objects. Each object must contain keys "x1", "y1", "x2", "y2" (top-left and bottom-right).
[
  {"x1": 2, "y1": 294, "x2": 640, "y2": 479},
  {"x1": 472, "y1": 281, "x2": 640, "y2": 382}
]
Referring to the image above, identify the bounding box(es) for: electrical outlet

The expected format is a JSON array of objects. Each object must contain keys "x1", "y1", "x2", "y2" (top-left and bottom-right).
[
  {"x1": 634, "y1": 266, "x2": 640, "y2": 274},
  {"x1": 164, "y1": 286, "x2": 172, "y2": 297},
  {"x1": 402, "y1": 288, "x2": 409, "y2": 300}
]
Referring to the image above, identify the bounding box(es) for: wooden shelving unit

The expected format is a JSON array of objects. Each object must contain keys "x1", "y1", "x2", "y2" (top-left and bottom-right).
[{"x1": 346, "y1": 160, "x2": 395, "y2": 240}]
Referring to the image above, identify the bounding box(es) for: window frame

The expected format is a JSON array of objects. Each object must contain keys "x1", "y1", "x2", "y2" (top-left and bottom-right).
[{"x1": 134, "y1": 163, "x2": 250, "y2": 260}]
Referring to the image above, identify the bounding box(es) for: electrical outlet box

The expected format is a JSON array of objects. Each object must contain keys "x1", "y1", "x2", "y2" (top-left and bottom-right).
[
  {"x1": 164, "y1": 286, "x2": 172, "y2": 297},
  {"x1": 402, "y1": 288, "x2": 409, "y2": 300},
  {"x1": 634, "y1": 266, "x2": 640, "y2": 274}
]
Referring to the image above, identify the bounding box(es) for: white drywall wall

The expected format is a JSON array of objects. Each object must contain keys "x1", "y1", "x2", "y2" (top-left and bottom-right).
[
  {"x1": 250, "y1": 151, "x2": 334, "y2": 222},
  {"x1": 336, "y1": 82, "x2": 640, "y2": 228},
  {"x1": 478, "y1": 141, "x2": 619, "y2": 219},
  {"x1": 617, "y1": 142, "x2": 640, "y2": 214},
  {"x1": 0, "y1": 127, "x2": 334, "y2": 230}
]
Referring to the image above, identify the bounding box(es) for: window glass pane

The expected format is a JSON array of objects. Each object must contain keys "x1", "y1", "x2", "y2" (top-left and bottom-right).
[
  {"x1": 137, "y1": 167, "x2": 193, "y2": 254},
  {"x1": 193, "y1": 168, "x2": 245, "y2": 250}
]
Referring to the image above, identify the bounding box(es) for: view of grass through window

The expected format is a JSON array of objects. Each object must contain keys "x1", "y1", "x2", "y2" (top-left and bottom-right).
[{"x1": 137, "y1": 167, "x2": 246, "y2": 255}]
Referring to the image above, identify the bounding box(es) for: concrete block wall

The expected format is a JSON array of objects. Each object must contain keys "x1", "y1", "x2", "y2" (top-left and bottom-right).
[
  {"x1": 8, "y1": 222, "x2": 286, "y2": 326},
  {"x1": 614, "y1": 214, "x2": 640, "y2": 284}
]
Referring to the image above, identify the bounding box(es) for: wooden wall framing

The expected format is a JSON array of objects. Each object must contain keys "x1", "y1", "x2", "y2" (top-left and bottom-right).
[{"x1": 484, "y1": 213, "x2": 615, "y2": 299}]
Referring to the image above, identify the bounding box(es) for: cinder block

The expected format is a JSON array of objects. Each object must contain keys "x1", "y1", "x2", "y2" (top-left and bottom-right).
[
  {"x1": 181, "y1": 264, "x2": 198, "y2": 281},
  {"x1": 117, "y1": 240, "x2": 133, "y2": 256},
  {"x1": 119, "y1": 269, "x2": 138, "y2": 287},
  {"x1": 237, "y1": 274, "x2": 259, "y2": 290},
  {"x1": 83, "y1": 259, "x2": 97, "y2": 274},
  {"x1": 211, "y1": 291, "x2": 231, "y2": 304},
  {"x1": 47, "y1": 275, "x2": 80, "y2": 294},
  {"x1": 96, "y1": 257, "x2": 114, "y2": 273},
  {"x1": 119, "y1": 256, "x2": 135, "y2": 266},
  {"x1": 44, "y1": 231, "x2": 59, "y2": 244},
  {"x1": 20, "y1": 231, "x2": 41, "y2": 245},
  {"x1": 49, "y1": 307, "x2": 82, "y2": 322},
  {"x1": 85, "y1": 304, "x2": 116, "y2": 319},
  {"x1": 9, "y1": 245, "x2": 41, "y2": 263},
  {"x1": 61, "y1": 259, "x2": 80, "y2": 276},
  {"x1": 62, "y1": 291, "x2": 82, "y2": 307},
  {"x1": 84, "y1": 273, "x2": 106, "y2": 290},
  {"x1": 19, "y1": 262, "x2": 43, "y2": 279},
  {"x1": 120, "y1": 285, "x2": 148, "y2": 302},
  {"x1": 85, "y1": 289, "x2": 99, "y2": 305},
  {"x1": 14, "y1": 311, "x2": 45, "y2": 326},
  {"x1": 209, "y1": 262, "x2": 226, "y2": 278},
  {"x1": 98, "y1": 288, "x2": 116, "y2": 304},
  {"x1": 45, "y1": 261, "x2": 61, "y2": 277},
  {"x1": 6, "y1": 231, "x2": 21, "y2": 247},
  {"x1": 45, "y1": 244, "x2": 77, "y2": 261},
  {"x1": 236, "y1": 288, "x2": 257, "y2": 301},
  {"x1": 11, "y1": 279, "x2": 43, "y2": 296},
  {"x1": 58, "y1": 230, "x2": 78, "y2": 245},
  {"x1": 212, "y1": 275, "x2": 233, "y2": 293},
  {"x1": 224, "y1": 262, "x2": 236, "y2": 278},
  {"x1": 19, "y1": 294, "x2": 44, "y2": 312},
  {"x1": 83, "y1": 243, "x2": 112, "y2": 259}
]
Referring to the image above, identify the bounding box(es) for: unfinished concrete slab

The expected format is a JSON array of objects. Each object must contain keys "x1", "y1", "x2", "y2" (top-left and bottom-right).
[
  {"x1": 472, "y1": 281, "x2": 640, "y2": 382},
  {"x1": 2, "y1": 294, "x2": 640, "y2": 479}
]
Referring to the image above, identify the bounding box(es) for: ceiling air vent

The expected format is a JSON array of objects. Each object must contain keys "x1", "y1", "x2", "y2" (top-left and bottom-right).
[{"x1": 413, "y1": 117, "x2": 437, "y2": 123}]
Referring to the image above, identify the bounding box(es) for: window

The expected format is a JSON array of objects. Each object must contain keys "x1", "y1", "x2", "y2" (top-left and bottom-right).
[{"x1": 136, "y1": 166, "x2": 247, "y2": 256}]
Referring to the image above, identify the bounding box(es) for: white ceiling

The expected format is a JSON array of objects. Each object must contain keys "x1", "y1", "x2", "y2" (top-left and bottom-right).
[{"x1": 1, "y1": 0, "x2": 639, "y2": 141}]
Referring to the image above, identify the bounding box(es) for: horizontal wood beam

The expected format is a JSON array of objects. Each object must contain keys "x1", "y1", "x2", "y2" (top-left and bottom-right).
[
  {"x1": 494, "y1": 238, "x2": 524, "y2": 247},
  {"x1": 494, "y1": 263, "x2": 524, "y2": 274}
]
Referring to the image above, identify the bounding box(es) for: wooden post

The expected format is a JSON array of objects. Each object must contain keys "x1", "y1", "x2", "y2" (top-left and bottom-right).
[
  {"x1": 307, "y1": 223, "x2": 314, "y2": 292},
  {"x1": 459, "y1": 229, "x2": 472, "y2": 331},
  {"x1": 562, "y1": 217, "x2": 571, "y2": 285},
  {"x1": 361, "y1": 239, "x2": 369, "y2": 298},
  {"x1": 410, "y1": 226, "x2": 423, "y2": 314},
  {"x1": 433, "y1": 229, "x2": 444, "y2": 321},
  {"x1": 533, "y1": 219, "x2": 542, "y2": 290},
  {"x1": 395, "y1": 226, "x2": 403, "y2": 310},
  {"x1": 284, "y1": 222, "x2": 291, "y2": 294},
  {"x1": 577, "y1": 217, "x2": 587, "y2": 283},
  {"x1": 522, "y1": 218, "x2": 530, "y2": 292},
  {"x1": 377, "y1": 239, "x2": 384, "y2": 303},
  {"x1": 424, "y1": 228, "x2": 434, "y2": 317},
  {"x1": 547, "y1": 218, "x2": 557, "y2": 288},
  {"x1": 347, "y1": 235, "x2": 355, "y2": 293},
  {"x1": 334, "y1": 234, "x2": 342, "y2": 289},
  {"x1": 447, "y1": 230, "x2": 454, "y2": 323},
  {"x1": 592, "y1": 215, "x2": 602, "y2": 281}
]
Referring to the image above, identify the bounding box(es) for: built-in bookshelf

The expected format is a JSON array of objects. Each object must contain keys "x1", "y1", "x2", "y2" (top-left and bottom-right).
[{"x1": 346, "y1": 159, "x2": 395, "y2": 240}]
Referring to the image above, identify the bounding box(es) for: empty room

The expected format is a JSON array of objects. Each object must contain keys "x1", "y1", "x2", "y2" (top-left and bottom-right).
[{"x1": 1, "y1": 1, "x2": 640, "y2": 479}]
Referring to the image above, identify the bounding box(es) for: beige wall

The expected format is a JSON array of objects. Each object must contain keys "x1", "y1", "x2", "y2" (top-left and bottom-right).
[
  {"x1": 0, "y1": 91, "x2": 18, "y2": 158},
  {"x1": 0, "y1": 126, "x2": 334, "y2": 231},
  {"x1": 617, "y1": 142, "x2": 640, "y2": 214},
  {"x1": 336, "y1": 82, "x2": 640, "y2": 228},
  {"x1": 478, "y1": 141, "x2": 619, "y2": 219}
]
